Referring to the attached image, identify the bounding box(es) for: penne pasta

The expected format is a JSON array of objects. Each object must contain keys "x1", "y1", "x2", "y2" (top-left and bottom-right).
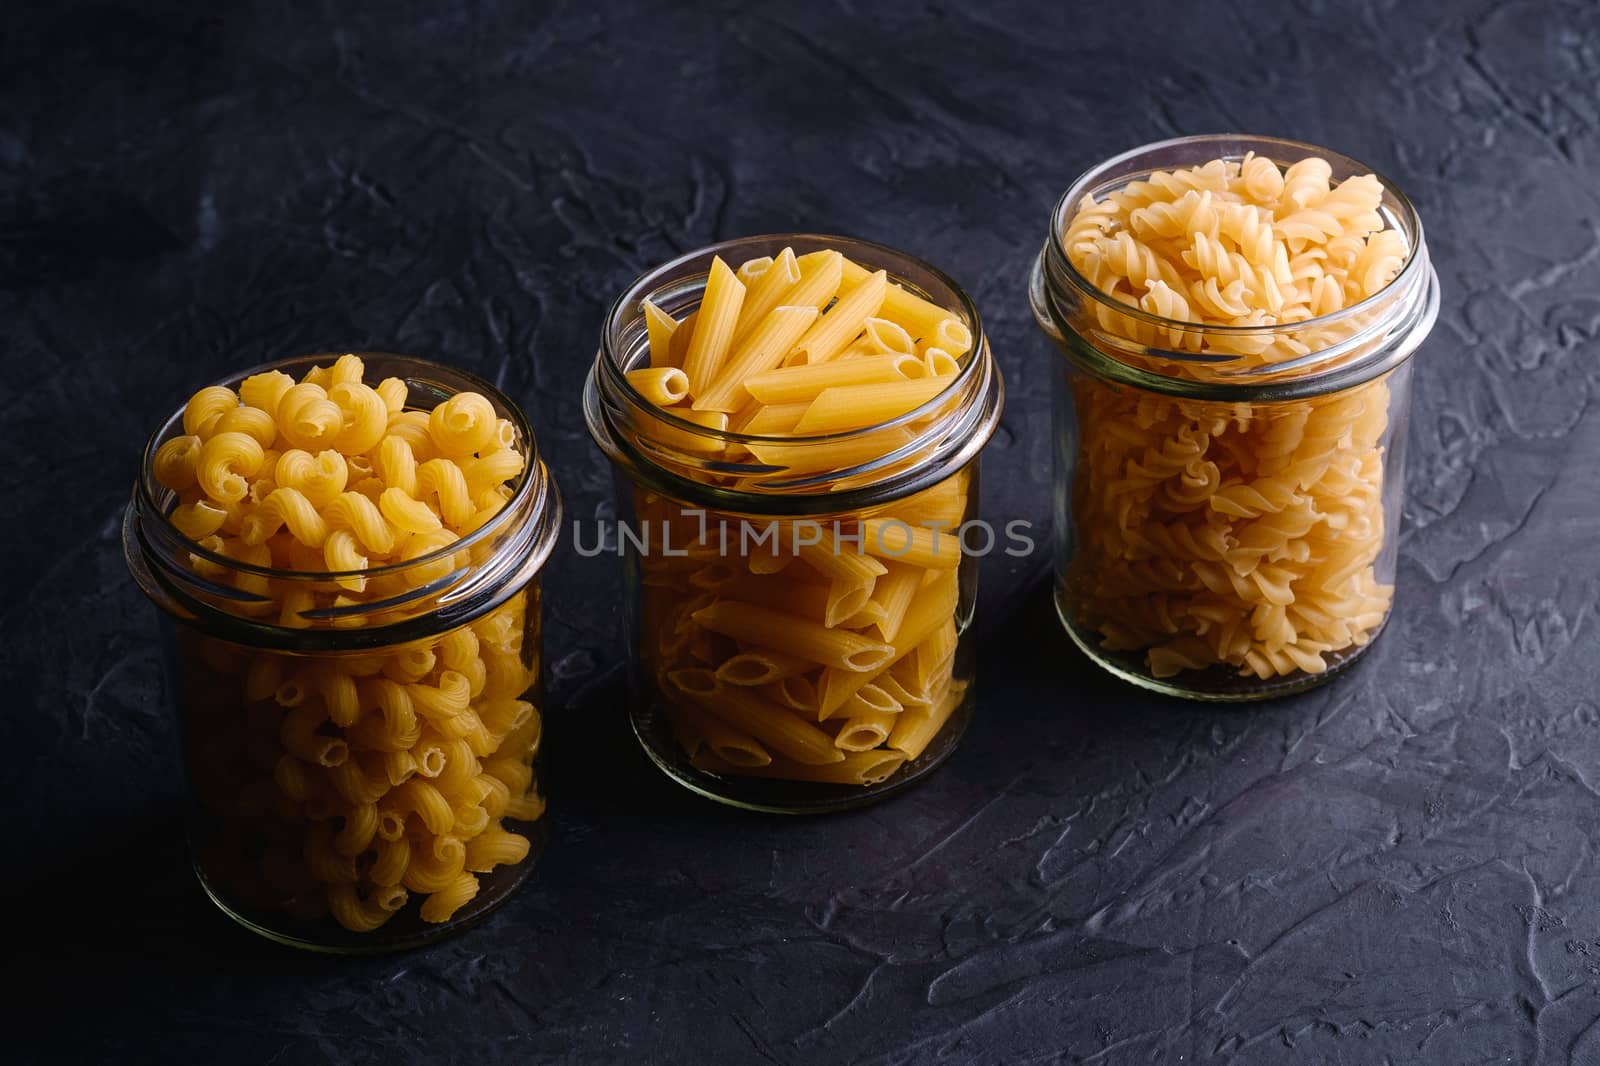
[
  {"x1": 668, "y1": 309, "x2": 699, "y2": 364},
  {"x1": 861, "y1": 316, "x2": 916, "y2": 355},
  {"x1": 789, "y1": 269, "x2": 887, "y2": 364},
  {"x1": 718, "y1": 573, "x2": 863, "y2": 629},
  {"x1": 692, "y1": 600, "x2": 895, "y2": 673},
  {"x1": 742, "y1": 353, "x2": 926, "y2": 406},
  {"x1": 767, "y1": 674, "x2": 819, "y2": 715},
  {"x1": 732, "y1": 247, "x2": 803, "y2": 344},
  {"x1": 627, "y1": 366, "x2": 690, "y2": 406},
  {"x1": 612, "y1": 245, "x2": 984, "y2": 796},
  {"x1": 643, "y1": 296, "x2": 681, "y2": 368},
  {"x1": 861, "y1": 518, "x2": 964, "y2": 569},
  {"x1": 735, "y1": 255, "x2": 774, "y2": 283},
  {"x1": 694, "y1": 684, "x2": 845, "y2": 765},
  {"x1": 681, "y1": 257, "x2": 746, "y2": 395},
  {"x1": 923, "y1": 346, "x2": 960, "y2": 377},
  {"x1": 652, "y1": 408, "x2": 730, "y2": 456},
  {"x1": 815, "y1": 571, "x2": 959, "y2": 718},
  {"x1": 692, "y1": 748, "x2": 906, "y2": 786},
  {"x1": 839, "y1": 255, "x2": 962, "y2": 343},
  {"x1": 868, "y1": 561, "x2": 924, "y2": 642},
  {"x1": 737, "y1": 402, "x2": 810, "y2": 436},
  {"x1": 835, "y1": 706, "x2": 899, "y2": 752},
  {"x1": 915, "y1": 618, "x2": 960, "y2": 689},
  {"x1": 888, "y1": 681, "x2": 968, "y2": 761},
  {"x1": 695, "y1": 305, "x2": 820, "y2": 412},
  {"x1": 793, "y1": 531, "x2": 886, "y2": 586},
  {"x1": 745, "y1": 425, "x2": 918, "y2": 477},
  {"x1": 792, "y1": 378, "x2": 950, "y2": 435},
  {"x1": 715, "y1": 649, "x2": 814, "y2": 686},
  {"x1": 677, "y1": 704, "x2": 772, "y2": 767}
]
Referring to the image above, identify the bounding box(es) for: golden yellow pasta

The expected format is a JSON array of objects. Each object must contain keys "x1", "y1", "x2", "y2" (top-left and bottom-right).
[
  {"x1": 1060, "y1": 153, "x2": 1407, "y2": 681},
  {"x1": 621, "y1": 246, "x2": 976, "y2": 789},
  {"x1": 152, "y1": 354, "x2": 545, "y2": 935}
]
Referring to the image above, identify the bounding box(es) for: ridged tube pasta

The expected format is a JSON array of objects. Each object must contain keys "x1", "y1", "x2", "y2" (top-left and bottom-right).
[
  {"x1": 731, "y1": 246, "x2": 802, "y2": 346},
  {"x1": 680, "y1": 257, "x2": 746, "y2": 395},
  {"x1": 692, "y1": 601, "x2": 895, "y2": 673},
  {"x1": 694, "y1": 305, "x2": 820, "y2": 412},
  {"x1": 626, "y1": 366, "x2": 690, "y2": 406},
  {"x1": 789, "y1": 269, "x2": 886, "y2": 364},
  {"x1": 614, "y1": 250, "x2": 979, "y2": 789}
]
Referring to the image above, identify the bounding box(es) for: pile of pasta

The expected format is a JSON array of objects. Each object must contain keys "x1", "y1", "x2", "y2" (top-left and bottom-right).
[
  {"x1": 1064, "y1": 154, "x2": 1408, "y2": 368},
  {"x1": 154, "y1": 355, "x2": 543, "y2": 932},
  {"x1": 625, "y1": 248, "x2": 975, "y2": 784},
  {"x1": 153, "y1": 353, "x2": 526, "y2": 618},
  {"x1": 1061, "y1": 155, "x2": 1404, "y2": 681}
]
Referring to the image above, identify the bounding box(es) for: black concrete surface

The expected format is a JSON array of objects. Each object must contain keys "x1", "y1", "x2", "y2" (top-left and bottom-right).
[{"x1": 7, "y1": 1, "x2": 1600, "y2": 1062}]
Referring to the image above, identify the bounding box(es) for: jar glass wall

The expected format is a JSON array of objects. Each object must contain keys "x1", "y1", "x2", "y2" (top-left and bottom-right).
[
  {"x1": 125, "y1": 354, "x2": 561, "y2": 951},
  {"x1": 586, "y1": 235, "x2": 1004, "y2": 813},
  {"x1": 1031, "y1": 135, "x2": 1440, "y2": 700}
]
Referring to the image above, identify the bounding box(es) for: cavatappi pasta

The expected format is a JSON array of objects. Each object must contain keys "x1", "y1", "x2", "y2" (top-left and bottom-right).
[
  {"x1": 179, "y1": 595, "x2": 542, "y2": 933},
  {"x1": 153, "y1": 354, "x2": 544, "y2": 933},
  {"x1": 1060, "y1": 154, "x2": 1406, "y2": 681},
  {"x1": 624, "y1": 247, "x2": 976, "y2": 786}
]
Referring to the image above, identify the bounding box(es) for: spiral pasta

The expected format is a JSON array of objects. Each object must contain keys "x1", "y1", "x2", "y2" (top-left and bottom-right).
[
  {"x1": 154, "y1": 355, "x2": 525, "y2": 615},
  {"x1": 1061, "y1": 154, "x2": 1407, "y2": 682},
  {"x1": 152, "y1": 355, "x2": 546, "y2": 935}
]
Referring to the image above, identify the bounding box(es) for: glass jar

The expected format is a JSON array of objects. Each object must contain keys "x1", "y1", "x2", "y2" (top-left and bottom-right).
[
  {"x1": 585, "y1": 234, "x2": 1004, "y2": 813},
  {"x1": 1030, "y1": 135, "x2": 1440, "y2": 700},
  {"x1": 124, "y1": 353, "x2": 561, "y2": 952}
]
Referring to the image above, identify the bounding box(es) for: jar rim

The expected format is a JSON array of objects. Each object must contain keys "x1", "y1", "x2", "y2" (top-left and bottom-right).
[
  {"x1": 1036, "y1": 133, "x2": 1440, "y2": 400},
  {"x1": 126, "y1": 352, "x2": 562, "y2": 646},
  {"x1": 135, "y1": 352, "x2": 545, "y2": 581},
  {"x1": 587, "y1": 233, "x2": 1005, "y2": 512}
]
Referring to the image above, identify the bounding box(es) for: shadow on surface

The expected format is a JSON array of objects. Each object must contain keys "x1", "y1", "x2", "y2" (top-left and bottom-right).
[{"x1": 27, "y1": 802, "x2": 335, "y2": 977}]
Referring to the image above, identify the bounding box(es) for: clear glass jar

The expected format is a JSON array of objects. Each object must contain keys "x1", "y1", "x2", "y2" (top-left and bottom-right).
[
  {"x1": 585, "y1": 234, "x2": 1004, "y2": 813},
  {"x1": 1030, "y1": 135, "x2": 1440, "y2": 700},
  {"x1": 123, "y1": 354, "x2": 561, "y2": 952}
]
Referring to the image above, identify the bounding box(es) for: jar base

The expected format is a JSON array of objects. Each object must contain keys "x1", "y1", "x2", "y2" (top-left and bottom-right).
[
  {"x1": 1054, "y1": 586, "x2": 1387, "y2": 702},
  {"x1": 189, "y1": 821, "x2": 546, "y2": 954},
  {"x1": 629, "y1": 697, "x2": 973, "y2": 815}
]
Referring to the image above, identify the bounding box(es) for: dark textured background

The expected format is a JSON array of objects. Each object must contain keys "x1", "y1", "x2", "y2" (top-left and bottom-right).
[{"x1": 6, "y1": 1, "x2": 1600, "y2": 1062}]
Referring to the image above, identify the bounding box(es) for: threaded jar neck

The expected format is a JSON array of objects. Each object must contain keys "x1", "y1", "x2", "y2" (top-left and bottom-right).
[
  {"x1": 125, "y1": 353, "x2": 561, "y2": 652},
  {"x1": 1032, "y1": 134, "x2": 1439, "y2": 402},
  {"x1": 585, "y1": 233, "x2": 1004, "y2": 516}
]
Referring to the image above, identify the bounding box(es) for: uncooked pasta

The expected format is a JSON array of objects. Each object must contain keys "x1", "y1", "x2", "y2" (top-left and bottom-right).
[{"x1": 1059, "y1": 153, "x2": 1408, "y2": 682}]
